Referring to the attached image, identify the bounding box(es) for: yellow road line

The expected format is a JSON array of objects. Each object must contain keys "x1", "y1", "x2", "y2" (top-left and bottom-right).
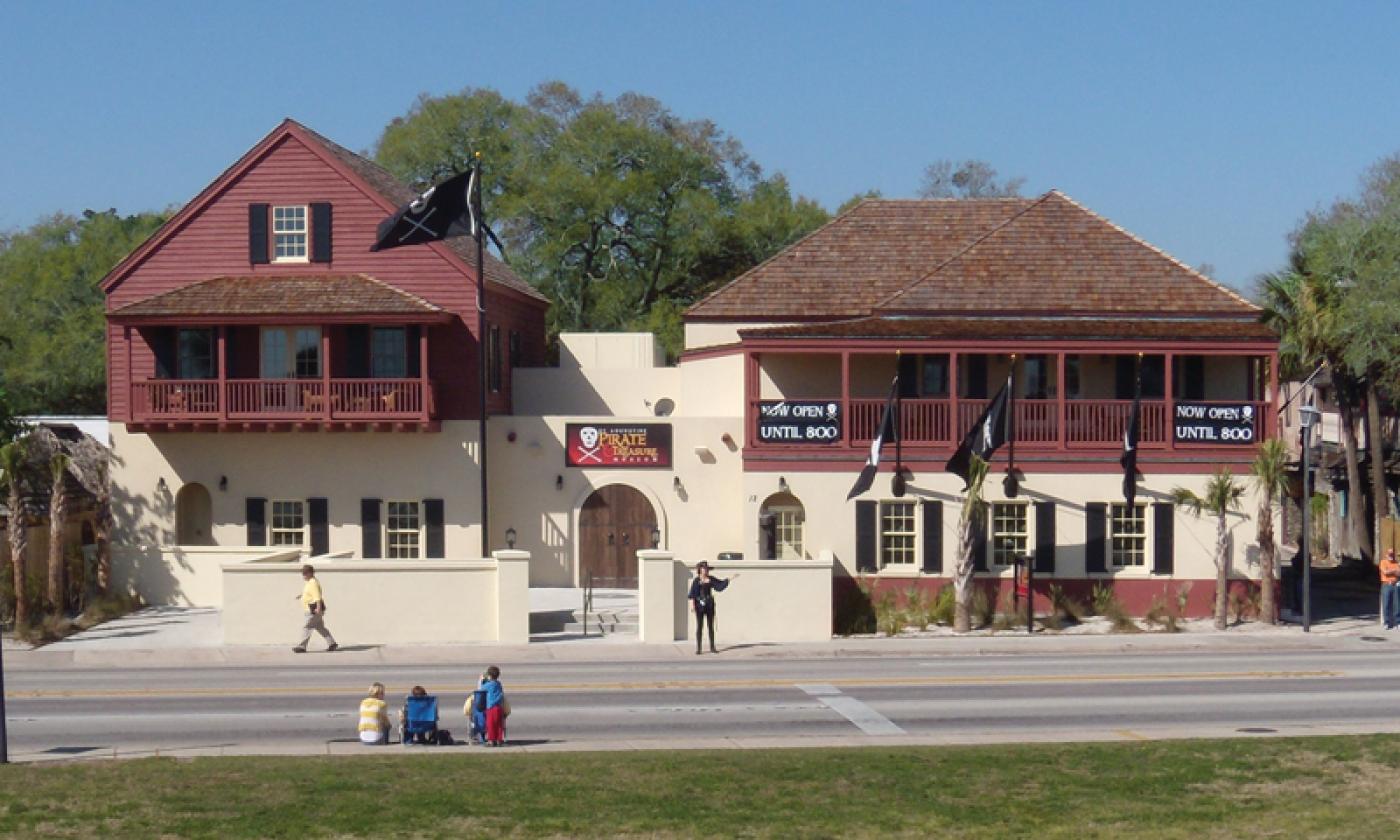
[
  {"x1": 1115, "y1": 729, "x2": 1150, "y2": 741},
  {"x1": 8, "y1": 670, "x2": 1340, "y2": 700}
]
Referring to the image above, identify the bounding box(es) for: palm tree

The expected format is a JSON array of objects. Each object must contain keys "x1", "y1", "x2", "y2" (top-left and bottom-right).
[
  {"x1": 0, "y1": 439, "x2": 31, "y2": 629},
  {"x1": 953, "y1": 456, "x2": 990, "y2": 633},
  {"x1": 1172, "y1": 467, "x2": 1248, "y2": 630},
  {"x1": 1249, "y1": 439, "x2": 1290, "y2": 625},
  {"x1": 47, "y1": 452, "x2": 70, "y2": 613}
]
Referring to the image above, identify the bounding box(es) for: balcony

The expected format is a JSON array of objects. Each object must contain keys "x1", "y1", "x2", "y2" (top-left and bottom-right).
[{"x1": 131, "y1": 378, "x2": 436, "y2": 431}]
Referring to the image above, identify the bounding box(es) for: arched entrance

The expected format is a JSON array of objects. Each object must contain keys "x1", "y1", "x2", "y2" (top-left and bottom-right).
[
  {"x1": 578, "y1": 485, "x2": 656, "y2": 588},
  {"x1": 176, "y1": 482, "x2": 214, "y2": 546}
]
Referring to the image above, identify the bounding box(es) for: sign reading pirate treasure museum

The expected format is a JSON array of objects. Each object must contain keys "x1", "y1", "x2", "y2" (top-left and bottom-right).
[
  {"x1": 756, "y1": 401, "x2": 842, "y2": 444},
  {"x1": 565, "y1": 424, "x2": 673, "y2": 468},
  {"x1": 1172, "y1": 402, "x2": 1257, "y2": 444}
]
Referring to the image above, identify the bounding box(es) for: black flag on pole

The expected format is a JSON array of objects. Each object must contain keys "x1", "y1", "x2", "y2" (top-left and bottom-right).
[
  {"x1": 370, "y1": 167, "x2": 479, "y2": 252},
  {"x1": 847, "y1": 376, "x2": 899, "y2": 500},
  {"x1": 1121, "y1": 362, "x2": 1142, "y2": 506},
  {"x1": 946, "y1": 373, "x2": 1012, "y2": 490}
]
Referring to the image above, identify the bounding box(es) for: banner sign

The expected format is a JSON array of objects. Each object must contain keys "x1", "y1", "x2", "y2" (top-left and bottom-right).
[
  {"x1": 565, "y1": 423, "x2": 672, "y2": 468},
  {"x1": 1172, "y1": 402, "x2": 1257, "y2": 444},
  {"x1": 756, "y1": 400, "x2": 842, "y2": 444}
]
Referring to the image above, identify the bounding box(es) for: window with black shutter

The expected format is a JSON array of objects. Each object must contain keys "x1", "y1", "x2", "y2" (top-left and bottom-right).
[
  {"x1": 855, "y1": 500, "x2": 877, "y2": 573},
  {"x1": 1153, "y1": 503, "x2": 1175, "y2": 574},
  {"x1": 249, "y1": 203, "x2": 269, "y2": 264},
  {"x1": 1085, "y1": 502, "x2": 1107, "y2": 573},
  {"x1": 424, "y1": 499, "x2": 444, "y2": 559},
  {"x1": 921, "y1": 501, "x2": 943, "y2": 574},
  {"x1": 308, "y1": 498, "x2": 329, "y2": 557},
  {"x1": 361, "y1": 498, "x2": 382, "y2": 559},
  {"x1": 1034, "y1": 502, "x2": 1056, "y2": 573},
  {"x1": 310, "y1": 202, "x2": 332, "y2": 263},
  {"x1": 972, "y1": 510, "x2": 988, "y2": 571},
  {"x1": 489, "y1": 325, "x2": 502, "y2": 392},
  {"x1": 246, "y1": 498, "x2": 267, "y2": 547}
]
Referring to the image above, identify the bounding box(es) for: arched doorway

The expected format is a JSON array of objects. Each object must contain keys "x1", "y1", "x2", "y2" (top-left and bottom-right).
[
  {"x1": 759, "y1": 492, "x2": 806, "y2": 560},
  {"x1": 578, "y1": 485, "x2": 656, "y2": 588},
  {"x1": 176, "y1": 482, "x2": 214, "y2": 546}
]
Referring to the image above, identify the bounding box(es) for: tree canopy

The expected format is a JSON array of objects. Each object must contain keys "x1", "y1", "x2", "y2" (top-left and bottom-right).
[
  {"x1": 918, "y1": 159, "x2": 1025, "y2": 199},
  {"x1": 374, "y1": 83, "x2": 829, "y2": 356},
  {"x1": 0, "y1": 209, "x2": 169, "y2": 414}
]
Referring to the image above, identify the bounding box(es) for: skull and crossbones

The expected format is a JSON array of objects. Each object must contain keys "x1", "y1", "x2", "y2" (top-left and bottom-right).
[{"x1": 576, "y1": 426, "x2": 603, "y2": 463}]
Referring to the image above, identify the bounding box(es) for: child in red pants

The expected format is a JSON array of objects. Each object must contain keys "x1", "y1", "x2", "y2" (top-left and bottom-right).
[{"x1": 481, "y1": 665, "x2": 507, "y2": 746}]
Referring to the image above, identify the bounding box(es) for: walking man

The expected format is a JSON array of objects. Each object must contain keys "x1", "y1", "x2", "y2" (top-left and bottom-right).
[
  {"x1": 293, "y1": 564, "x2": 338, "y2": 653},
  {"x1": 1381, "y1": 549, "x2": 1399, "y2": 630}
]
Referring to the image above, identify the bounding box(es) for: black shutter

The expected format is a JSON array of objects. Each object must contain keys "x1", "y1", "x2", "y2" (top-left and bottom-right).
[
  {"x1": 898, "y1": 354, "x2": 919, "y2": 398},
  {"x1": 1034, "y1": 501, "x2": 1056, "y2": 573},
  {"x1": 406, "y1": 325, "x2": 421, "y2": 377},
  {"x1": 347, "y1": 326, "x2": 370, "y2": 378},
  {"x1": 1085, "y1": 502, "x2": 1107, "y2": 573},
  {"x1": 246, "y1": 498, "x2": 267, "y2": 547},
  {"x1": 424, "y1": 499, "x2": 444, "y2": 559},
  {"x1": 310, "y1": 202, "x2": 332, "y2": 263},
  {"x1": 308, "y1": 497, "x2": 329, "y2": 557},
  {"x1": 855, "y1": 500, "x2": 877, "y2": 573},
  {"x1": 921, "y1": 501, "x2": 943, "y2": 573},
  {"x1": 249, "y1": 203, "x2": 269, "y2": 264},
  {"x1": 361, "y1": 498, "x2": 382, "y2": 559},
  {"x1": 972, "y1": 509, "x2": 987, "y2": 571},
  {"x1": 151, "y1": 328, "x2": 177, "y2": 379},
  {"x1": 1153, "y1": 503, "x2": 1175, "y2": 575}
]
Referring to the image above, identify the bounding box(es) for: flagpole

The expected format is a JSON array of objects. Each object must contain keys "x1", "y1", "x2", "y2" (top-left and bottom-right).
[
  {"x1": 475, "y1": 153, "x2": 489, "y2": 560},
  {"x1": 893, "y1": 355, "x2": 904, "y2": 496}
]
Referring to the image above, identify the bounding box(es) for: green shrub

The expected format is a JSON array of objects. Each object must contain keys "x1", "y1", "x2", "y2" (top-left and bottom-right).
[
  {"x1": 903, "y1": 586, "x2": 931, "y2": 631},
  {"x1": 1048, "y1": 584, "x2": 1085, "y2": 624},
  {"x1": 971, "y1": 587, "x2": 994, "y2": 629},
  {"x1": 930, "y1": 586, "x2": 955, "y2": 626},
  {"x1": 1090, "y1": 583, "x2": 1117, "y2": 617},
  {"x1": 1144, "y1": 594, "x2": 1181, "y2": 633},
  {"x1": 1094, "y1": 586, "x2": 1140, "y2": 633},
  {"x1": 875, "y1": 590, "x2": 906, "y2": 636}
]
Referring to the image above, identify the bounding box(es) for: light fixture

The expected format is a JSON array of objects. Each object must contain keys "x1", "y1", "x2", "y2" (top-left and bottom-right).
[
  {"x1": 778, "y1": 476, "x2": 788, "y2": 494},
  {"x1": 505, "y1": 527, "x2": 517, "y2": 549},
  {"x1": 157, "y1": 476, "x2": 167, "y2": 491},
  {"x1": 720, "y1": 432, "x2": 734, "y2": 445},
  {"x1": 555, "y1": 474, "x2": 564, "y2": 491},
  {"x1": 651, "y1": 527, "x2": 661, "y2": 549},
  {"x1": 218, "y1": 475, "x2": 228, "y2": 492},
  {"x1": 673, "y1": 476, "x2": 683, "y2": 492}
]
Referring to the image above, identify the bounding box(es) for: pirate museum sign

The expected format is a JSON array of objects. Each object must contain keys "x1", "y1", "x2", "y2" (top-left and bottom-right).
[
  {"x1": 756, "y1": 400, "x2": 842, "y2": 443},
  {"x1": 1173, "y1": 402, "x2": 1257, "y2": 444},
  {"x1": 566, "y1": 424, "x2": 673, "y2": 468}
]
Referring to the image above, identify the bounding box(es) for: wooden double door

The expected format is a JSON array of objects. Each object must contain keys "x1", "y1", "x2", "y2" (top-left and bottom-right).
[{"x1": 578, "y1": 485, "x2": 656, "y2": 589}]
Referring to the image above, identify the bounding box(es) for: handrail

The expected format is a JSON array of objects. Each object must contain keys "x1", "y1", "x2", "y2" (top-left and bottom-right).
[{"x1": 582, "y1": 571, "x2": 595, "y2": 637}]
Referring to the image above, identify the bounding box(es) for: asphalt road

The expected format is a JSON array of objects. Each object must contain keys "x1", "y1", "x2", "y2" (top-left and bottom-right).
[{"x1": 5, "y1": 647, "x2": 1400, "y2": 759}]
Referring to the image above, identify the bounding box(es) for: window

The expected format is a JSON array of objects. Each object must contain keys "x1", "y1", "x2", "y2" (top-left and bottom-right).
[
  {"x1": 879, "y1": 501, "x2": 917, "y2": 567},
  {"x1": 270, "y1": 500, "x2": 305, "y2": 547},
  {"x1": 509, "y1": 330, "x2": 522, "y2": 369},
  {"x1": 1110, "y1": 503, "x2": 1147, "y2": 567},
  {"x1": 489, "y1": 325, "x2": 502, "y2": 392},
  {"x1": 386, "y1": 500, "x2": 421, "y2": 558},
  {"x1": 1065, "y1": 356, "x2": 1081, "y2": 398},
  {"x1": 177, "y1": 328, "x2": 214, "y2": 379},
  {"x1": 919, "y1": 354, "x2": 949, "y2": 397},
  {"x1": 760, "y1": 493, "x2": 805, "y2": 560},
  {"x1": 261, "y1": 327, "x2": 320, "y2": 379},
  {"x1": 1023, "y1": 355, "x2": 1052, "y2": 399},
  {"x1": 990, "y1": 502, "x2": 1028, "y2": 566},
  {"x1": 272, "y1": 205, "x2": 308, "y2": 261},
  {"x1": 371, "y1": 327, "x2": 407, "y2": 378}
]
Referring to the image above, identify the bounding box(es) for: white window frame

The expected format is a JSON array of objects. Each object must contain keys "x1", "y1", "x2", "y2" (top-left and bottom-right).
[
  {"x1": 989, "y1": 502, "x2": 1029, "y2": 568},
  {"x1": 272, "y1": 205, "x2": 309, "y2": 263},
  {"x1": 770, "y1": 504, "x2": 805, "y2": 560},
  {"x1": 1109, "y1": 503, "x2": 1148, "y2": 569},
  {"x1": 385, "y1": 500, "x2": 422, "y2": 559},
  {"x1": 270, "y1": 499, "x2": 306, "y2": 547},
  {"x1": 879, "y1": 500, "x2": 917, "y2": 568}
]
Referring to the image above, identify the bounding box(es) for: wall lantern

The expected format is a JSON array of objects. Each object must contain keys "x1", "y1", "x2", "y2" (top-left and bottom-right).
[
  {"x1": 555, "y1": 474, "x2": 564, "y2": 491},
  {"x1": 219, "y1": 475, "x2": 228, "y2": 492},
  {"x1": 673, "y1": 476, "x2": 683, "y2": 492},
  {"x1": 157, "y1": 476, "x2": 167, "y2": 491},
  {"x1": 505, "y1": 527, "x2": 517, "y2": 550},
  {"x1": 651, "y1": 527, "x2": 662, "y2": 549},
  {"x1": 778, "y1": 476, "x2": 789, "y2": 494}
]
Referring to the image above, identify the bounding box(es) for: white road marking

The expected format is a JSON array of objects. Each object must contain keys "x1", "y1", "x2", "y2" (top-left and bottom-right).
[
  {"x1": 799, "y1": 683, "x2": 904, "y2": 735},
  {"x1": 795, "y1": 684, "x2": 842, "y2": 696}
]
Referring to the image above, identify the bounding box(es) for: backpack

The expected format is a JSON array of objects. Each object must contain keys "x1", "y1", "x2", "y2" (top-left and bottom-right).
[{"x1": 435, "y1": 729, "x2": 454, "y2": 746}]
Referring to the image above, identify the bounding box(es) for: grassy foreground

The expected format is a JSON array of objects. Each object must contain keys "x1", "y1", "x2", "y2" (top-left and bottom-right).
[{"x1": 1, "y1": 735, "x2": 1397, "y2": 838}]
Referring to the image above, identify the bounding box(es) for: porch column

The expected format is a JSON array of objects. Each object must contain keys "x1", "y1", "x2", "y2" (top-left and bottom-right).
[
  {"x1": 1056, "y1": 352, "x2": 1066, "y2": 448},
  {"x1": 217, "y1": 326, "x2": 227, "y2": 421},
  {"x1": 321, "y1": 329, "x2": 332, "y2": 421},
  {"x1": 840, "y1": 351, "x2": 851, "y2": 449},
  {"x1": 745, "y1": 351, "x2": 759, "y2": 449},
  {"x1": 948, "y1": 352, "x2": 959, "y2": 444},
  {"x1": 419, "y1": 325, "x2": 431, "y2": 421},
  {"x1": 1267, "y1": 352, "x2": 1279, "y2": 440},
  {"x1": 1165, "y1": 352, "x2": 1176, "y2": 451}
]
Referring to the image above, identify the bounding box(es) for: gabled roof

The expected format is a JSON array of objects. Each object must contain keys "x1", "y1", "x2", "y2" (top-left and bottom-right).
[
  {"x1": 686, "y1": 191, "x2": 1257, "y2": 322},
  {"x1": 110, "y1": 274, "x2": 447, "y2": 320},
  {"x1": 101, "y1": 119, "x2": 547, "y2": 305},
  {"x1": 740, "y1": 315, "x2": 1277, "y2": 343}
]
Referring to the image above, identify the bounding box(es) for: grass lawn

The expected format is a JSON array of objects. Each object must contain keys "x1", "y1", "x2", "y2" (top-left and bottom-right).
[{"x1": 1, "y1": 735, "x2": 1397, "y2": 838}]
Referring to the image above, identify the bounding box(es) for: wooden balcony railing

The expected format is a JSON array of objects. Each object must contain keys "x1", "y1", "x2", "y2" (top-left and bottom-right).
[
  {"x1": 809, "y1": 398, "x2": 1268, "y2": 450},
  {"x1": 132, "y1": 378, "x2": 433, "y2": 423}
]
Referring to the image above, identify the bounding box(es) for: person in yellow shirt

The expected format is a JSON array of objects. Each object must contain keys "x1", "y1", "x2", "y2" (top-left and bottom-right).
[
  {"x1": 293, "y1": 564, "x2": 338, "y2": 653},
  {"x1": 1381, "y1": 549, "x2": 1400, "y2": 630},
  {"x1": 359, "y1": 682, "x2": 391, "y2": 744}
]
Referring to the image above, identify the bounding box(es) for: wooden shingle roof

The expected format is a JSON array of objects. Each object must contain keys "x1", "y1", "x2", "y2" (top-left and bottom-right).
[
  {"x1": 740, "y1": 315, "x2": 1276, "y2": 343},
  {"x1": 111, "y1": 274, "x2": 446, "y2": 320}
]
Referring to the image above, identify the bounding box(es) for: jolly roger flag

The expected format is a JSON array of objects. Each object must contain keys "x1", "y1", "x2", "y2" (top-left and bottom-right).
[
  {"x1": 945, "y1": 373, "x2": 1012, "y2": 489},
  {"x1": 846, "y1": 377, "x2": 899, "y2": 500},
  {"x1": 370, "y1": 167, "x2": 479, "y2": 252},
  {"x1": 1121, "y1": 383, "x2": 1141, "y2": 506}
]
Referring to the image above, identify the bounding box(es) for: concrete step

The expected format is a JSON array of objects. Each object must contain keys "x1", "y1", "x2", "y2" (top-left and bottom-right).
[
  {"x1": 531, "y1": 609, "x2": 638, "y2": 633},
  {"x1": 561, "y1": 618, "x2": 638, "y2": 635}
]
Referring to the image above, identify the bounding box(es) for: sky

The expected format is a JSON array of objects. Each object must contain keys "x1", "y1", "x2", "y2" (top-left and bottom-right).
[{"x1": 3, "y1": 1, "x2": 1400, "y2": 293}]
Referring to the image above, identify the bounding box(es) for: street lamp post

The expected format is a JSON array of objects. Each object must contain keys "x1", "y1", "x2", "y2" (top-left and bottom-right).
[{"x1": 1299, "y1": 402, "x2": 1322, "y2": 634}]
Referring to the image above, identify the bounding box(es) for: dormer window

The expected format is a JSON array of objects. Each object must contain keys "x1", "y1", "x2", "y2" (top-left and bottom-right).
[{"x1": 272, "y1": 205, "x2": 309, "y2": 262}]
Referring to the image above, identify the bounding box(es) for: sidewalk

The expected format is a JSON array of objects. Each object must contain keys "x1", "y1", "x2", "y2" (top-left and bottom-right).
[{"x1": 4, "y1": 605, "x2": 1389, "y2": 670}]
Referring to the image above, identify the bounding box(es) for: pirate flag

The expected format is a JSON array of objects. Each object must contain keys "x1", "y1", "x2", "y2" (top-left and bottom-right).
[
  {"x1": 946, "y1": 373, "x2": 1011, "y2": 490},
  {"x1": 847, "y1": 377, "x2": 898, "y2": 500},
  {"x1": 1121, "y1": 370, "x2": 1142, "y2": 506},
  {"x1": 370, "y1": 167, "x2": 479, "y2": 252}
]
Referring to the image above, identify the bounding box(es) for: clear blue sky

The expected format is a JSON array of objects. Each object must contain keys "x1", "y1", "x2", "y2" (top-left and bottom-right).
[{"x1": 3, "y1": 1, "x2": 1399, "y2": 292}]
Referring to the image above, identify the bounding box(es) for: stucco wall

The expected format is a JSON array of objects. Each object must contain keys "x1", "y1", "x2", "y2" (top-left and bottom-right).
[
  {"x1": 512, "y1": 368, "x2": 683, "y2": 418},
  {"x1": 638, "y1": 551, "x2": 833, "y2": 643}
]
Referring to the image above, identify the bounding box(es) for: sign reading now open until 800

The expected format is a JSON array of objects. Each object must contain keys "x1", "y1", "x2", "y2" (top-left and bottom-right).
[
  {"x1": 1173, "y1": 402, "x2": 1257, "y2": 444},
  {"x1": 756, "y1": 400, "x2": 842, "y2": 444}
]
